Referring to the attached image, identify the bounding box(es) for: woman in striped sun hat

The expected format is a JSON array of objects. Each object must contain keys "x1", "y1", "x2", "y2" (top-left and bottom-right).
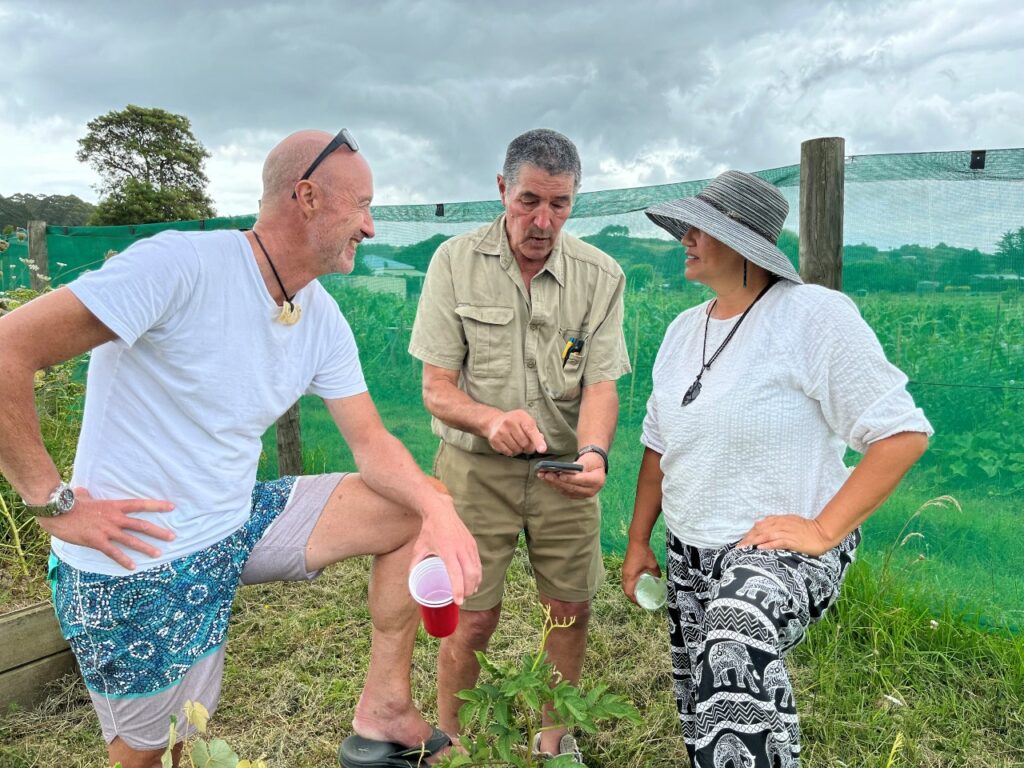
[{"x1": 623, "y1": 170, "x2": 932, "y2": 767}]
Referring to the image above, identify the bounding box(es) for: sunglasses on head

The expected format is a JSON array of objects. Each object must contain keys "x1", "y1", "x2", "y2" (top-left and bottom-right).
[{"x1": 291, "y1": 128, "x2": 359, "y2": 199}]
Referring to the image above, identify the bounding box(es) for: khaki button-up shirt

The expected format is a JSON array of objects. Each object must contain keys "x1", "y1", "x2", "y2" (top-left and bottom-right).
[{"x1": 409, "y1": 215, "x2": 631, "y2": 456}]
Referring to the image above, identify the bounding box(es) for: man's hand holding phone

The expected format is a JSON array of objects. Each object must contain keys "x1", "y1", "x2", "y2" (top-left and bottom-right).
[
  {"x1": 533, "y1": 460, "x2": 583, "y2": 474},
  {"x1": 535, "y1": 453, "x2": 605, "y2": 499}
]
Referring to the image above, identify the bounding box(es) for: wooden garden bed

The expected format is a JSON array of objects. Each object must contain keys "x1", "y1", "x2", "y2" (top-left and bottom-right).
[{"x1": 0, "y1": 601, "x2": 77, "y2": 710}]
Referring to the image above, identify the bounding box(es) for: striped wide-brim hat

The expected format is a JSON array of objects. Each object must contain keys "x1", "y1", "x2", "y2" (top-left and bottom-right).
[{"x1": 645, "y1": 170, "x2": 802, "y2": 284}]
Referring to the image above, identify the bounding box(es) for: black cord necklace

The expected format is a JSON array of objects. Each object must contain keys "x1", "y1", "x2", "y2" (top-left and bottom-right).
[
  {"x1": 681, "y1": 279, "x2": 776, "y2": 406},
  {"x1": 252, "y1": 228, "x2": 301, "y2": 325}
]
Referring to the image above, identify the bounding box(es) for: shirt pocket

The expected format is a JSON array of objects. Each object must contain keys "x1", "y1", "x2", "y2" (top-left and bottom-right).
[
  {"x1": 550, "y1": 327, "x2": 588, "y2": 400},
  {"x1": 455, "y1": 304, "x2": 515, "y2": 379}
]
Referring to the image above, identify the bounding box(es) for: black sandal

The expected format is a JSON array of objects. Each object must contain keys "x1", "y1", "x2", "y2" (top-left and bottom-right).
[{"x1": 338, "y1": 727, "x2": 451, "y2": 767}]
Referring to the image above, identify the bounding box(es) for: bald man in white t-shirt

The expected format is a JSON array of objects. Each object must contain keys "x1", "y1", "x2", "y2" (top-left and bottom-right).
[{"x1": 0, "y1": 129, "x2": 479, "y2": 768}]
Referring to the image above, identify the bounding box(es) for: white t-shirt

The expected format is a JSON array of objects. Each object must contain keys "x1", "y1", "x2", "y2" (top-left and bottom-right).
[
  {"x1": 641, "y1": 281, "x2": 933, "y2": 549},
  {"x1": 53, "y1": 230, "x2": 367, "y2": 575}
]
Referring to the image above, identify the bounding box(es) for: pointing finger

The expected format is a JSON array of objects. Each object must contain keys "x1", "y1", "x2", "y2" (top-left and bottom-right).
[{"x1": 525, "y1": 422, "x2": 547, "y2": 454}]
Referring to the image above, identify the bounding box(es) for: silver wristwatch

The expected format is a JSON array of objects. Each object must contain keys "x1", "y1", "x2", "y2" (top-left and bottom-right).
[{"x1": 22, "y1": 481, "x2": 76, "y2": 516}]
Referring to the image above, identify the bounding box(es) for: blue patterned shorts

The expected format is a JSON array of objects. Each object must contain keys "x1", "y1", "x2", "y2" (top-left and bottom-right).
[{"x1": 49, "y1": 477, "x2": 297, "y2": 698}]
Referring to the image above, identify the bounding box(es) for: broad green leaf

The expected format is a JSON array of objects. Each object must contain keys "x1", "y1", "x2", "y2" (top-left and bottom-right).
[
  {"x1": 496, "y1": 733, "x2": 514, "y2": 762},
  {"x1": 192, "y1": 738, "x2": 240, "y2": 768},
  {"x1": 521, "y1": 688, "x2": 541, "y2": 711},
  {"x1": 476, "y1": 652, "x2": 501, "y2": 676},
  {"x1": 193, "y1": 739, "x2": 211, "y2": 767},
  {"x1": 493, "y1": 698, "x2": 510, "y2": 727},
  {"x1": 457, "y1": 701, "x2": 477, "y2": 731},
  {"x1": 206, "y1": 738, "x2": 241, "y2": 768}
]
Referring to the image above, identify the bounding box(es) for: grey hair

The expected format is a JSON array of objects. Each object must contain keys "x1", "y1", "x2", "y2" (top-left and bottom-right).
[{"x1": 502, "y1": 129, "x2": 581, "y2": 191}]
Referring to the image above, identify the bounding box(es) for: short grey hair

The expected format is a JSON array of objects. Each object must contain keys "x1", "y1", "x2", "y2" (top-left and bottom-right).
[{"x1": 502, "y1": 129, "x2": 581, "y2": 191}]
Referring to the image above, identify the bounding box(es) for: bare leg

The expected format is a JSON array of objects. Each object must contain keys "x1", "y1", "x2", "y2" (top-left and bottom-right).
[
  {"x1": 109, "y1": 739, "x2": 182, "y2": 768},
  {"x1": 536, "y1": 596, "x2": 591, "y2": 755},
  {"x1": 305, "y1": 473, "x2": 435, "y2": 747},
  {"x1": 436, "y1": 605, "x2": 502, "y2": 737}
]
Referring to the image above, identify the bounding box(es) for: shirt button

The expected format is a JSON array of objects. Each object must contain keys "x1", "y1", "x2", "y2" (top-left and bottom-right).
[
  {"x1": 528, "y1": 401, "x2": 535, "y2": 408},
  {"x1": 527, "y1": 359, "x2": 536, "y2": 368},
  {"x1": 529, "y1": 323, "x2": 539, "y2": 331}
]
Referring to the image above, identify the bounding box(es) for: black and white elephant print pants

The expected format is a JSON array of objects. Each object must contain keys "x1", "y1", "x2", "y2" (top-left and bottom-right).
[{"x1": 665, "y1": 528, "x2": 860, "y2": 768}]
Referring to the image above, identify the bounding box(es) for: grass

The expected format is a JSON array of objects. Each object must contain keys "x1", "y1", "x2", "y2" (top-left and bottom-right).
[{"x1": 1, "y1": 546, "x2": 1022, "y2": 767}]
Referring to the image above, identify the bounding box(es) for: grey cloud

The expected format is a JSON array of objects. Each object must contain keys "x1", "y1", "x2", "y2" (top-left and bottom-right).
[{"x1": 0, "y1": 0, "x2": 1021, "y2": 214}]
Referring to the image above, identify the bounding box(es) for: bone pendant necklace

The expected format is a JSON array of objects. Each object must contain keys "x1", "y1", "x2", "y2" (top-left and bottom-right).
[{"x1": 252, "y1": 229, "x2": 302, "y2": 325}]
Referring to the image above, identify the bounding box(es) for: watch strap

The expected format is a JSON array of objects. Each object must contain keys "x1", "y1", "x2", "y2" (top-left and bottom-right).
[
  {"x1": 21, "y1": 481, "x2": 74, "y2": 516},
  {"x1": 575, "y1": 444, "x2": 609, "y2": 474}
]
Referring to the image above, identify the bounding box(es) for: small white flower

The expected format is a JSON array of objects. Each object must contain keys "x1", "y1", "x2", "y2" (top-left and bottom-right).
[{"x1": 929, "y1": 620, "x2": 939, "y2": 630}]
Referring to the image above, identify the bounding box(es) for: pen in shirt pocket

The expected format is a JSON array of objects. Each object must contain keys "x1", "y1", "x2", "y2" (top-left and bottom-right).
[{"x1": 561, "y1": 336, "x2": 584, "y2": 368}]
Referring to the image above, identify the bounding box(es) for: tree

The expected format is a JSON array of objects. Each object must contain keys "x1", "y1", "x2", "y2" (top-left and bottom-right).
[
  {"x1": 77, "y1": 105, "x2": 215, "y2": 225},
  {"x1": 995, "y1": 226, "x2": 1024, "y2": 276},
  {"x1": 0, "y1": 193, "x2": 95, "y2": 230}
]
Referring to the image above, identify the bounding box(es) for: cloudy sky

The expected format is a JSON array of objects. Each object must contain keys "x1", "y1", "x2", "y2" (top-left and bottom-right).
[{"x1": 1, "y1": 0, "x2": 1022, "y2": 218}]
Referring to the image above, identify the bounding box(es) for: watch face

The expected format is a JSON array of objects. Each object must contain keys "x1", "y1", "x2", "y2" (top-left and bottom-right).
[{"x1": 54, "y1": 485, "x2": 76, "y2": 514}]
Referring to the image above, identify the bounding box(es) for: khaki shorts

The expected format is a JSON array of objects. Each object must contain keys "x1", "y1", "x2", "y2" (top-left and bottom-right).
[{"x1": 434, "y1": 442, "x2": 604, "y2": 610}]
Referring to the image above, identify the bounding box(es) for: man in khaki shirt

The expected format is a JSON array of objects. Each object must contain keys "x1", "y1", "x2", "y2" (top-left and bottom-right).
[{"x1": 408, "y1": 128, "x2": 630, "y2": 762}]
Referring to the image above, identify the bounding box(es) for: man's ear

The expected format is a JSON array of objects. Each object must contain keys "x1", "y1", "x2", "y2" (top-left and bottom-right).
[
  {"x1": 497, "y1": 174, "x2": 507, "y2": 206},
  {"x1": 293, "y1": 181, "x2": 319, "y2": 218}
]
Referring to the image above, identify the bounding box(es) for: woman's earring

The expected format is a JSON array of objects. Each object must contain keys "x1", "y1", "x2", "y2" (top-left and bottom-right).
[{"x1": 743, "y1": 259, "x2": 748, "y2": 288}]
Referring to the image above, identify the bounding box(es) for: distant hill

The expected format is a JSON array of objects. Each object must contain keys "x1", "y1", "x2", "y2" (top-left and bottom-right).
[
  {"x1": 0, "y1": 193, "x2": 96, "y2": 230},
  {"x1": 358, "y1": 233, "x2": 450, "y2": 273}
]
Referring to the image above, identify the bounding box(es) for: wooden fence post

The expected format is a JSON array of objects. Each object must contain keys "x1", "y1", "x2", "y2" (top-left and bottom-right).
[
  {"x1": 799, "y1": 138, "x2": 845, "y2": 289},
  {"x1": 276, "y1": 403, "x2": 303, "y2": 476},
  {"x1": 28, "y1": 220, "x2": 48, "y2": 291}
]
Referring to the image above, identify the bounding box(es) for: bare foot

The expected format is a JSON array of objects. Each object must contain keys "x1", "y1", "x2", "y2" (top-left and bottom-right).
[{"x1": 352, "y1": 698, "x2": 434, "y2": 747}]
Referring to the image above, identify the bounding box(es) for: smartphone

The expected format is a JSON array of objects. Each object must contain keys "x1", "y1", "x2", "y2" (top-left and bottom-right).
[{"x1": 534, "y1": 460, "x2": 584, "y2": 474}]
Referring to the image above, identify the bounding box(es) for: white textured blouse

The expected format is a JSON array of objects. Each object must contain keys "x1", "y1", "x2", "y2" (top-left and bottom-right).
[{"x1": 641, "y1": 281, "x2": 933, "y2": 549}]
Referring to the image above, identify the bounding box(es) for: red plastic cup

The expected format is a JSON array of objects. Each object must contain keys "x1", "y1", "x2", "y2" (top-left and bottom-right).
[{"x1": 408, "y1": 556, "x2": 460, "y2": 638}]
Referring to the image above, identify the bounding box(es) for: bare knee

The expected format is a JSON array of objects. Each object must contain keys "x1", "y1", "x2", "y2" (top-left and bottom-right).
[
  {"x1": 540, "y1": 596, "x2": 591, "y2": 629},
  {"x1": 451, "y1": 605, "x2": 502, "y2": 649}
]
